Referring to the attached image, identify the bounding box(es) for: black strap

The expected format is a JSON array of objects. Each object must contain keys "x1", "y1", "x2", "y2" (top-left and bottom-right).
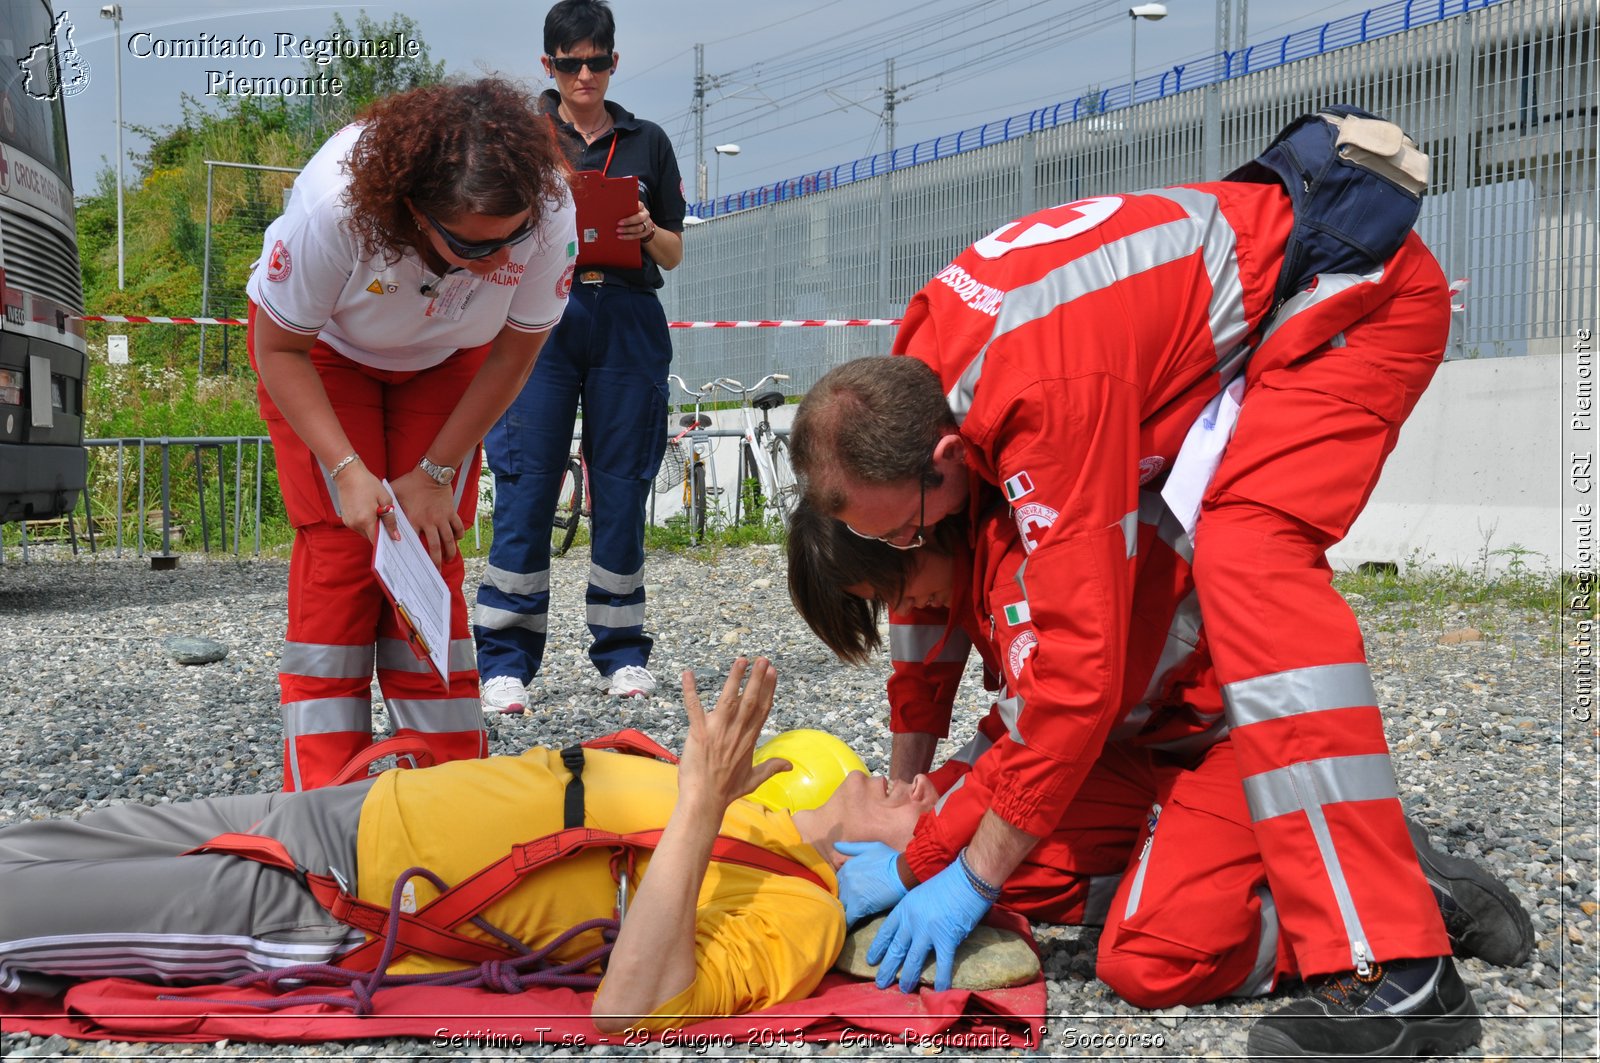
[{"x1": 560, "y1": 745, "x2": 587, "y2": 830}]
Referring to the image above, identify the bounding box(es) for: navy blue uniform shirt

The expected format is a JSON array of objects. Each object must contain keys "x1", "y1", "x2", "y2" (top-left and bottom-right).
[{"x1": 541, "y1": 91, "x2": 686, "y2": 291}]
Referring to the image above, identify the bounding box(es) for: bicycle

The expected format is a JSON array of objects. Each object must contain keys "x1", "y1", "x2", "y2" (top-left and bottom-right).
[
  {"x1": 658, "y1": 375, "x2": 717, "y2": 543},
  {"x1": 708, "y1": 373, "x2": 798, "y2": 527},
  {"x1": 550, "y1": 447, "x2": 589, "y2": 558}
]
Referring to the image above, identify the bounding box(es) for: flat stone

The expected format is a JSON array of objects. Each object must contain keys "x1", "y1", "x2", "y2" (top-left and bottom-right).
[
  {"x1": 1437, "y1": 627, "x2": 1484, "y2": 645},
  {"x1": 164, "y1": 635, "x2": 228, "y2": 665},
  {"x1": 833, "y1": 916, "x2": 1040, "y2": 990}
]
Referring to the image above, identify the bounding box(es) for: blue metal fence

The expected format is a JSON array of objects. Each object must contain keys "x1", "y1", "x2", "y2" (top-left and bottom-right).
[{"x1": 690, "y1": 0, "x2": 1510, "y2": 219}]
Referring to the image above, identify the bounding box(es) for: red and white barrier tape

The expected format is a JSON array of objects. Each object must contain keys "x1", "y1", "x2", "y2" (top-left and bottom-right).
[
  {"x1": 81, "y1": 314, "x2": 245, "y2": 326},
  {"x1": 668, "y1": 318, "x2": 901, "y2": 329},
  {"x1": 79, "y1": 314, "x2": 902, "y2": 329}
]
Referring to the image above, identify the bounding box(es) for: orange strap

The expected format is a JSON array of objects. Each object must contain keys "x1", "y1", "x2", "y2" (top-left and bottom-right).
[{"x1": 189, "y1": 826, "x2": 827, "y2": 975}]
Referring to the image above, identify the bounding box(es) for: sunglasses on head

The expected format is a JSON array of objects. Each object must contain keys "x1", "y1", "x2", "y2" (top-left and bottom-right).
[
  {"x1": 420, "y1": 210, "x2": 534, "y2": 260},
  {"x1": 548, "y1": 53, "x2": 614, "y2": 74}
]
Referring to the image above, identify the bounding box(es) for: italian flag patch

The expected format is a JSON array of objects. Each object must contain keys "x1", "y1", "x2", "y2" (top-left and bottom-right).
[
  {"x1": 1003, "y1": 471, "x2": 1034, "y2": 501},
  {"x1": 1003, "y1": 601, "x2": 1031, "y2": 625}
]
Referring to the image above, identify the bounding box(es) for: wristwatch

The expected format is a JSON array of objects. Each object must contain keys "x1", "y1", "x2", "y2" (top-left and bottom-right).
[{"x1": 418, "y1": 455, "x2": 456, "y2": 486}]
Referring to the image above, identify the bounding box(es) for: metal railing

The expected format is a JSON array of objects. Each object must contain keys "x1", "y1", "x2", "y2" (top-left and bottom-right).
[
  {"x1": 2, "y1": 424, "x2": 791, "y2": 563},
  {"x1": 0, "y1": 436, "x2": 273, "y2": 564},
  {"x1": 665, "y1": 0, "x2": 1594, "y2": 391},
  {"x1": 689, "y1": 0, "x2": 1512, "y2": 219}
]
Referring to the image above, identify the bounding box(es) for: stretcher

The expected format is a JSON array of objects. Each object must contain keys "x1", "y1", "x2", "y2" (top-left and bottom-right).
[
  {"x1": 0, "y1": 909, "x2": 1044, "y2": 1049},
  {"x1": 1, "y1": 729, "x2": 1045, "y2": 1047}
]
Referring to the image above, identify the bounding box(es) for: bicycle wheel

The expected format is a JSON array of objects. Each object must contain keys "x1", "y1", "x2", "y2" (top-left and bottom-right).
[
  {"x1": 739, "y1": 441, "x2": 765, "y2": 526},
  {"x1": 690, "y1": 459, "x2": 708, "y2": 543},
  {"x1": 551, "y1": 456, "x2": 583, "y2": 557},
  {"x1": 766, "y1": 434, "x2": 800, "y2": 523}
]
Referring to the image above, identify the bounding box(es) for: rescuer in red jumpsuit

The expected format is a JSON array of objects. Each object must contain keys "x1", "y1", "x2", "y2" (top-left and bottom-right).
[{"x1": 788, "y1": 182, "x2": 1526, "y2": 1059}]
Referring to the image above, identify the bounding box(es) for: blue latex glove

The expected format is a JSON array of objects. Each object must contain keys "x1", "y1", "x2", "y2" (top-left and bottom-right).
[
  {"x1": 866, "y1": 858, "x2": 994, "y2": 992},
  {"x1": 834, "y1": 840, "x2": 909, "y2": 925}
]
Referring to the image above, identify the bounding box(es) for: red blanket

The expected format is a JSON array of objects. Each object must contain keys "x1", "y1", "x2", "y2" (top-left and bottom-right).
[{"x1": 0, "y1": 913, "x2": 1045, "y2": 1050}]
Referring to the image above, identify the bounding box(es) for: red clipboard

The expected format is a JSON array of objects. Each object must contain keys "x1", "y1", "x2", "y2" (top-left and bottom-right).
[{"x1": 571, "y1": 170, "x2": 642, "y2": 270}]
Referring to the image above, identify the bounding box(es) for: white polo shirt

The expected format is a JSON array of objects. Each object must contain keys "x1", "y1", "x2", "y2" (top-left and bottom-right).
[{"x1": 246, "y1": 123, "x2": 577, "y2": 372}]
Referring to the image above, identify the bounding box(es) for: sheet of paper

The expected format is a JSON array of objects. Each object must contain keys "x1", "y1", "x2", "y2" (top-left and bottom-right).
[{"x1": 371, "y1": 480, "x2": 451, "y2": 683}]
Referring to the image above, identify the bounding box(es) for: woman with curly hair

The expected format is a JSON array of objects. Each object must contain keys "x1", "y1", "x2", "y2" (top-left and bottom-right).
[{"x1": 245, "y1": 77, "x2": 578, "y2": 791}]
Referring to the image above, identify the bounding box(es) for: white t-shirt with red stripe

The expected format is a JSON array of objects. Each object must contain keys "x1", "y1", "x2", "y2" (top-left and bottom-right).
[{"x1": 246, "y1": 123, "x2": 577, "y2": 372}]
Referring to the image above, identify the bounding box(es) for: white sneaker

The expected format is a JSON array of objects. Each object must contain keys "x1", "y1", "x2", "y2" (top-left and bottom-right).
[
  {"x1": 605, "y1": 665, "x2": 657, "y2": 698},
  {"x1": 480, "y1": 674, "x2": 528, "y2": 715}
]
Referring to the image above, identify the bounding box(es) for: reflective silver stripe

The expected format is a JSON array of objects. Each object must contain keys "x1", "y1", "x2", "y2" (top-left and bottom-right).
[
  {"x1": 1242, "y1": 752, "x2": 1399, "y2": 970},
  {"x1": 320, "y1": 460, "x2": 344, "y2": 517},
  {"x1": 474, "y1": 605, "x2": 548, "y2": 633},
  {"x1": 933, "y1": 772, "x2": 967, "y2": 814},
  {"x1": 889, "y1": 623, "x2": 969, "y2": 664},
  {"x1": 1138, "y1": 490, "x2": 1194, "y2": 564},
  {"x1": 385, "y1": 697, "x2": 485, "y2": 733},
  {"x1": 281, "y1": 698, "x2": 371, "y2": 738},
  {"x1": 450, "y1": 452, "x2": 473, "y2": 509},
  {"x1": 1258, "y1": 266, "x2": 1385, "y2": 348},
  {"x1": 1118, "y1": 509, "x2": 1138, "y2": 559},
  {"x1": 377, "y1": 637, "x2": 476, "y2": 674},
  {"x1": 1144, "y1": 186, "x2": 1250, "y2": 368},
  {"x1": 1118, "y1": 589, "x2": 1203, "y2": 730},
  {"x1": 1231, "y1": 885, "x2": 1281, "y2": 998},
  {"x1": 1224, "y1": 663, "x2": 1378, "y2": 729},
  {"x1": 996, "y1": 692, "x2": 1025, "y2": 744},
  {"x1": 278, "y1": 641, "x2": 373, "y2": 679},
  {"x1": 946, "y1": 214, "x2": 1213, "y2": 420},
  {"x1": 1124, "y1": 805, "x2": 1162, "y2": 918},
  {"x1": 587, "y1": 601, "x2": 645, "y2": 629},
  {"x1": 949, "y1": 729, "x2": 995, "y2": 769},
  {"x1": 1242, "y1": 753, "x2": 1400, "y2": 822},
  {"x1": 588, "y1": 562, "x2": 645, "y2": 596},
  {"x1": 1082, "y1": 873, "x2": 1122, "y2": 926},
  {"x1": 482, "y1": 564, "x2": 549, "y2": 597}
]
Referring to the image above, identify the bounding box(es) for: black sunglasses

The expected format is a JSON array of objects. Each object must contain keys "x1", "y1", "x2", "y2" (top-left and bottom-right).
[
  {"x1": 420, "y1": 210, "x2": 534, "y2": 261},
  {"x1": 548, "y1": 53, "x2": 614, "y2": 74}
]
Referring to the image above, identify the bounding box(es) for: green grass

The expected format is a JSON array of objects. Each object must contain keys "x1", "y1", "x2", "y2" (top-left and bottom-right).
[{"x1": 1332, "y1": 546, "x2": 1575, "y2": 648}]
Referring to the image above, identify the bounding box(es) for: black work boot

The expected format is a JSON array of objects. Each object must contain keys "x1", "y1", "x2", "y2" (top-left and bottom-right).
[
  {"x1": 1247, "y1": 955, "x2": 1482, "y2": 1061},
  {"x1": 1408, "y1": 818, "x2": 1535, "y2": 967}
]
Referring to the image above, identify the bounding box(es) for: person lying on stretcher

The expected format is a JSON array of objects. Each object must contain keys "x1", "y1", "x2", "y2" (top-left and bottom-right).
[{"x1": 0, "y1": 658, "x2": 939, "y2": 1033}]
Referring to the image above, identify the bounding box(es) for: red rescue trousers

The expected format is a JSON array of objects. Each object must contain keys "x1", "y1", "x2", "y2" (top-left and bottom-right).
[
  {"x1": 1190, "y1": 237, "x2": 1453, "y2": 976},
  {"x1": 249, "y1": 304, "x2": 488, "y2": 791},
  {"x1": 932, "y1": 741, "x2": 1295, "y2": 1007}
]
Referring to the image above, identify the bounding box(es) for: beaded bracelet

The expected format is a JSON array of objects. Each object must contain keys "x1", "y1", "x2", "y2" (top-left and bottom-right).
[
  {"x1": 956, "y1": 847, "x2": 1002, "y2": 902},
  {"x1": 328, "y1": 454, "x2": 360, "y2": 480}
]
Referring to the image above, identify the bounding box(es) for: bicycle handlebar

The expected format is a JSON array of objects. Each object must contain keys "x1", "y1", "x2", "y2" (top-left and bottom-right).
[
  {"x1": 710, "y1": 372, "x2": 790, "y2": 397},
  {"x1": 667, "y1": 374, "x2": 710, "y2": 400}
]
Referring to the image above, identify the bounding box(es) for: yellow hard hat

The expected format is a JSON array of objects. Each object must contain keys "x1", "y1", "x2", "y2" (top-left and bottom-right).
[{"x1": 747, "y1": 729, "x2": 869, "y2": 813}]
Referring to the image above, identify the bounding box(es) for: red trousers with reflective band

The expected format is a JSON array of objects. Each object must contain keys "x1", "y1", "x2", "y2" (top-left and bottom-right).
[
  {"x1": 1189, "y1": 238, "x2": 1452, "y2": 975},
  {"x1": 931, "y1": 740, "x2": 1293, "y2": 1006},
  {"x1": 248, "y1": 304, "x2": 487, "y2": 791}
]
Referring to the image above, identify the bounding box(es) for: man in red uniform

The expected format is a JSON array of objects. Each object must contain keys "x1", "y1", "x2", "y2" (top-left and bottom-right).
[{"x1": 789, "y1": 180, "x2": 1511, "y2": 1058}]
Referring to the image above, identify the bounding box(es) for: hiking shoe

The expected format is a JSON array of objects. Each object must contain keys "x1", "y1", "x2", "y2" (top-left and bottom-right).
[
  {"x1": 480, "y1": 675, "x2": 528, "y2": 715},
  {"x1": 1409, "y1": 818, "x2": 1535, "y2": 967},
  {"x1": 1248, "y1": 955, "x2": 1481, "y2": 1061},
  {"x1": 605, "y1": 665, "x2": 657, "y2": 698}
]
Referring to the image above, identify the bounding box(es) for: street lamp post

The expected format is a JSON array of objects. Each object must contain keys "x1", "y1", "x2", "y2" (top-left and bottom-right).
[
  {"x1": 99, "y1": 4, "x2": 124, "y2": 290},
  {"x1": 713, "y1": 143, "x2": 740, "y2": 209},
  {"x1": 1128, "y1": 4, "x2": 1168, "y2": 107}
]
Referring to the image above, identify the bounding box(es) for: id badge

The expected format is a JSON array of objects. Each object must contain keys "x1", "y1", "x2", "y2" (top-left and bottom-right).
[{"x1": 423, "y1": 274, "x2": 476, "y2": 322}]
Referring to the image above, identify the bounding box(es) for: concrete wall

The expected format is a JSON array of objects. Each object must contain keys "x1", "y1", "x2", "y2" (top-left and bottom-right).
[
  {"x1": 1328, "y1": 353, "x2": 1571, "y2": 573},
  {"x1": 644, "y1": 354, "x2": 1580, "y2": 577}
]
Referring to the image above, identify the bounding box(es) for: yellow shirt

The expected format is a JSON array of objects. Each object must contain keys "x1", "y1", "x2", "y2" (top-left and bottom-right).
[{"x1": 356, "y1": 748, "x2": 844, "y2": 1028}]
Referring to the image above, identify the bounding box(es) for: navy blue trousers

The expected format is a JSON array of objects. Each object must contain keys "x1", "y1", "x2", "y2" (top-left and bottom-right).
[{"x1": 475, "y1": 283, "x2": 670, "y2": 681}]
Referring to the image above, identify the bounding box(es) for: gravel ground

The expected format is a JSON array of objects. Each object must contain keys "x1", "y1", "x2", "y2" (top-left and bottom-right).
[{"x1": 0, "y1": 544, "x2": 1594, "y2": 1060}]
